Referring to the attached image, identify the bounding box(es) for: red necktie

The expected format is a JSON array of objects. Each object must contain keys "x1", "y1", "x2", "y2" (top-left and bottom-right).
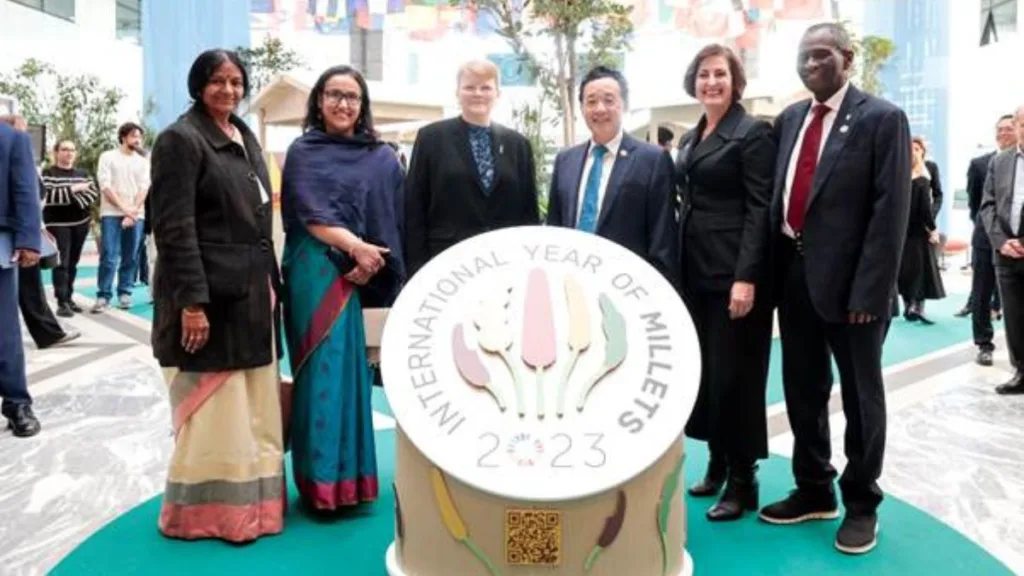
[{"x1": 786, "y1": 104, "x2": 831, "y2": 233}]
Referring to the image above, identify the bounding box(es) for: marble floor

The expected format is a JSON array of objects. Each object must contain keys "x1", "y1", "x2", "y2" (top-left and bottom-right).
[{"x1": 1, "y1": 264, "x2": 1023, "y2": 575}]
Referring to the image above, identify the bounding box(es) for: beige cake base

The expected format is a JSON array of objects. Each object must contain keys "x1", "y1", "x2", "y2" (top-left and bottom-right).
[{"x1": 391, "y1": 427, "x2": 688, "y2": 576}]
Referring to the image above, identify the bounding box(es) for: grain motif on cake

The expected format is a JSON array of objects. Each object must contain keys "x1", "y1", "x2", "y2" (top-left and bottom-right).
[
  {"x1": 505, "y1": 508, "x2": 562, "y2": 566},
  {"x1": 430, "y1": 467, "x2": 500, "y2": 576},
  {"x1": 583, "y1": 490, "x2": 626, "y2": 573},
  {"x1": 473, "y1": 287, "x2": 525, "y2": 417},
  {"x1": 521, "y1": 268, "x2": 558, "y2": 419},
  {"x1": 557, "y1": 274, "x2": 592, "y2": 417},
  {"x1": 451, "y1": 323, "x2": 506, "y2": 412},
  {"x1": 577, "y1": 294, "x2": 628, "y2": 412},
  {"x1": 657, "y1": 455, "x2": 685, "y2": 575}
]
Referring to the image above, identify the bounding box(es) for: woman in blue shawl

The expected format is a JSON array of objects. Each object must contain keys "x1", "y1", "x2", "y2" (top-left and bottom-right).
[{"x1": 280, "y1": 65, "x2": 405, "y2": 511}]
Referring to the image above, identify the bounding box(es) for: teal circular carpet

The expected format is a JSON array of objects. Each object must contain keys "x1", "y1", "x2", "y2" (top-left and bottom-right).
[{"x1": 53, "y1": 431, "x2": 1013, "y2": 575}]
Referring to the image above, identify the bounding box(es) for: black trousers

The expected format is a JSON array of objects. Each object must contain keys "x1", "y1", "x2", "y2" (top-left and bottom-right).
[
  {"x1": 996, "y1": 260, "x2": 1024, "y2": 372},
  {"x1": 972, "y1": 247, "x2": 998, "y2": 353},
  {"x1": 683, "y1": 288, "x2": 772, "y2": 463},
  {"x1": 18, "y1": 264, "x2": 65, "y2": 348},
  {"x1": 777, "y1": 241, "x2": 887, "y2": 515},
  {"x1": 136, "y1": 234, "x2": 149, "y2": 284},
  {"x1": 47, "y1": 222, "x2": 90, "y2": 304}
]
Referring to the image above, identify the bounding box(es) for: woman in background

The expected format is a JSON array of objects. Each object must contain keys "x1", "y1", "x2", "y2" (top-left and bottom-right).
[
  {"x1": 150, "y1": 49, "x2": 285, "y2": 542},
  {"x1": 403, "y1": 59, "x2": 538, "y2": 278},
  {"x1": 675, "y1": 44, "x2": 774, "y2": 521},
  {"x1": 280, "y1": 65, "x2": 405, "y2": 511},
  {"x1": 898, "y1": 136, "x2": 946, "y2": 324}
]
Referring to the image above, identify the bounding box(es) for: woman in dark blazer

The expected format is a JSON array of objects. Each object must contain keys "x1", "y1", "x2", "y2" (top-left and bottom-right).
[
  {"x1": 675, "y1": 44, "x2": 775, "y2": 521},
  {"x1": 404, "y1": 59, "x2": 539, "y2": 277},
  {"x1": 149, "y1": 49, "x2": 285, "y2": 542}
]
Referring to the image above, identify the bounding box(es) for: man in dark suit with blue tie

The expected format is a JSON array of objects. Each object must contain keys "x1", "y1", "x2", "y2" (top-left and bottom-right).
[
  {"x1": 545, "y1": 66, "x2": 677, "y2": 280},
  {"x1": 0, "y1": 119, "x2": 43, "y2": 438},
  {"x1": 758, "y1": 23, "x2": 911, "y2": 555}
]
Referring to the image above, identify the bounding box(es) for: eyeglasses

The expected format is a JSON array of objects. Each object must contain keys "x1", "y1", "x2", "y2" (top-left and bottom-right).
[
  {"x1": 58, "y1": 148, "x2": 76, "y2": 153},
  {"x1": 323, "y1": 90, "x2": 362, "y2": 107}
]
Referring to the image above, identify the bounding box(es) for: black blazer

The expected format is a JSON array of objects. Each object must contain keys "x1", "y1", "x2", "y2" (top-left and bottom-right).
[
  {"x1": 675, "y1": 103, "x2": 774, "y2": 293},
  {"x1": 967, "y1": 151, "x2": 996, "y2": 249},
  {"x1": 770, "y1": 84, "x2": 912, "y2": 322},
  {"x1": 980, "y1": 148, "x2": 1024, "y2": 265},
  {"x1": 404, "y1": 117, "x2": 539, "y2": 277},
  {"x1": 546, "y1": 133, "x2": 677, "y2": 283},
  {"x1": 149, "y1": 107, "x2": 282, "y2": 372}
]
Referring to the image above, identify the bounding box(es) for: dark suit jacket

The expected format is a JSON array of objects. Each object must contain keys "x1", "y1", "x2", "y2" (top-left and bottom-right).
[
  {"x1": 404, "y1": 117, "x2": 539, "y2": 277},
  {"x1": 675, "y1": 103, "x2": 774, "y2": 293},
  {"x1": 771, "y1": 84, "x2": 911, "y2": 322},
  {"x1": 968, "y1": 151, "x2": 996, "y2": 249},
  {"x1": 0, "y1": 123, "x2": 41, "y2": 253},
  {"x1": 149, "y1": 106, "x2": 282, "y2": 372},
  {"x1": 546, "y1": 132, "x2": 677, "y2": 281},
  {"x1": 980, "y1": 148, "x2": 1023, "y2": 265}
]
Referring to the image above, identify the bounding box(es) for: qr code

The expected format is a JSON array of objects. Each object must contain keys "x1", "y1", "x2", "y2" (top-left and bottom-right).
[{"x1": 504, "y1": 508, "x2": 562, "y2": 566}]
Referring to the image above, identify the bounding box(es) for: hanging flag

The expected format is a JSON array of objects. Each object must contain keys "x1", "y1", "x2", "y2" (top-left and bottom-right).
[{"x1": 778, "y1": 0, "x2": 824, "y2": 20}]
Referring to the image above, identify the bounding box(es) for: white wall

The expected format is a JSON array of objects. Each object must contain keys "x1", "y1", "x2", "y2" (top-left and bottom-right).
[{"x1": 0, "y1": 0, "x2": 143, "y2": 125}]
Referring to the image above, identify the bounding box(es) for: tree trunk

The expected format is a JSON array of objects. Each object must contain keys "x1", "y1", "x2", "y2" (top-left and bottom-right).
[
  {"x1": 554, "y1": 33, "x2": 573, "y2": 147},
  {"x1": 566, "y1": 33, "x2": 578, "y2": 145}
]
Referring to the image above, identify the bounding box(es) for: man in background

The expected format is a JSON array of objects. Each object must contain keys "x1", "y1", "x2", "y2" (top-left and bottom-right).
[
  {"x1": 979, "y1": 105, "x2": 1024, "y2": 395},
  {"x1": 93, "y1": 122, "x2": 149, "y2": 312},
  {"x1": 966, "y1": 114, "x2": 1015, "y2": 365},
  {"x1": 0, "y1": 116, "x2": 43, "y2": 437}
]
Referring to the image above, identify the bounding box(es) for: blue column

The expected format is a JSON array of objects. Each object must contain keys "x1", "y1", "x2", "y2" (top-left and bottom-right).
[
  {"x1": 863, "y1": 0, "x2": 950, "y2": 233},
  {"x1": 142, "y1": 0, "x2": 252, "y2": 131}
]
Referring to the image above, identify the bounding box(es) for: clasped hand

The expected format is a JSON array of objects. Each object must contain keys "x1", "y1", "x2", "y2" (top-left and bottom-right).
[
  {"x1": 1000, "y1": 238, "x2": 1024, "y2": 259},
  {"x1": 344, "y1": 241, "x2": 390, "y2": 286}
]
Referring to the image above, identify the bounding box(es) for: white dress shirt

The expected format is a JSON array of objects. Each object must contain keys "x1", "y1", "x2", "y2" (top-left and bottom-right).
[
  {"x1": 781, "y1": 81, "x2": 851, "y2": 238},
  {"x1": 575, "y1": 130, "x2": 624, "y2": 226},
  {"x1": 1013, "y1": 148, "x2": 1024, "y2": 235}
]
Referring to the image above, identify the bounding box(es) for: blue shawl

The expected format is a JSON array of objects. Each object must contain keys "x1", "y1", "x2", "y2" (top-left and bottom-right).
[{"x1": 280, "y1": 129, "x2": 406, "y2": 306}]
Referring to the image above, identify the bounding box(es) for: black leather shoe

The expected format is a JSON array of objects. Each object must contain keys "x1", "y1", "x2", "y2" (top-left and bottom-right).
[
  {"x1": 5, "y1": 405, "x2": 41, "y2": 438},
  {"x1": 688, "y1": 453, "x2": 727, "y2": 497},
  {"x1": 835, "y1": 513, "x2": 878, "y2": 555},
  {"x1": 995, "y1": 375, "x2": 1024, "y2": 395},
  {"x1": 954, "y1": 305, "x2": 971, "y2": 317},
  {"x1": 56, "y1": 302, "x2": 74, "y2": 318},
  {"x1": 707, "y1": 463, "x2": 758, "y2": 522},
  {"x1": 977, "y1": 350, "x2": 994, "y2": 366},
  {"x1": 759, "y1": 488, "x2": 839, "y2": 525}
]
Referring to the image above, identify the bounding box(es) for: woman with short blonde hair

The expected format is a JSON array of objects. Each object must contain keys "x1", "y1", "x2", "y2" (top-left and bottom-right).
[{"x1": 403, "y1": 58, "x2": 539, "y2": 278}]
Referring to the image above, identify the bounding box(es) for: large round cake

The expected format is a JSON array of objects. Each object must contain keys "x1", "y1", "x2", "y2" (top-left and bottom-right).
[{"x1": 381, "y1": 226, "x2": 700, "y2": 576}]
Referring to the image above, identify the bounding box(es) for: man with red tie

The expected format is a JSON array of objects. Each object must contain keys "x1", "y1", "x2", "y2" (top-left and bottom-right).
[{"x1": 758, "y1": 23, "x2": 911, "y2": 555}]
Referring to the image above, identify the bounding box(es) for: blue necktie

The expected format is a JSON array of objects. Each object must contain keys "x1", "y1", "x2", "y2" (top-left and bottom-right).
[{"x1": 577, "y1": 144, "x2": 607, "y2": 233}]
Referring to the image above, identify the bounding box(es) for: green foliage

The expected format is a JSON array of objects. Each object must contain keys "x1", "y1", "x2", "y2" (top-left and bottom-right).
[
  {"x1": 856, "y1": 35, "x2": 896, "y2": 96},
  {"x1": 471, "y1": 0, "x2": 634, "y2": 145},
  {"x1": 837, "y1": 21, "x2": 896, "y2": 96},
  {"x1": 0, "y1": 58, "x2": 126, "y2": 175},
  {"x1": 237, "y1": 35, "x2": 306, "y2": 95},
  {"x1": 511, "y1": 98, "x2": 557, "y2": 218}
]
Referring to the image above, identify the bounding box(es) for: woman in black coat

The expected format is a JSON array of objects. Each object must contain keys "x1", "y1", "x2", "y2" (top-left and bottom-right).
[
  {"x1": 404, "y1": 59, "x2": 539, "y2": 277},
  {"x1": 148, "y1": 49, "x2": 285, "y2": 542},
  {"x1": 675, "y1": 44, "x2": 774, "y2": 521},
  {"x1": 899, "y1": 136, "x2": 946, "y2": 323}
]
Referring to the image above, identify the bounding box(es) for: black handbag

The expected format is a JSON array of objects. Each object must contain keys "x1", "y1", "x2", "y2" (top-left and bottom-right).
[{"x1": 39, "y1": 229, "x2": 60, "y2": 270}]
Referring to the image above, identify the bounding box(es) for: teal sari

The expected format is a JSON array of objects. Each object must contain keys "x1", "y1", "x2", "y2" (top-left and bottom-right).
[{"x1": 282, "y1": 230, "x2": 378, "y2": 510}]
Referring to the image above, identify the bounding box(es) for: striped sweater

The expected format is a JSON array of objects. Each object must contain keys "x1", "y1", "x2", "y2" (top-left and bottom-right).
[{"x1": 41, "y1": 166, "x2": 98, "y2": 226}]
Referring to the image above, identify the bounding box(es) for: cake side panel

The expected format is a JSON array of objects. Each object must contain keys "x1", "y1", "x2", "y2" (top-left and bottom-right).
[{"x1": 395, "y1": 428, "x2": 686, "y2": 576}]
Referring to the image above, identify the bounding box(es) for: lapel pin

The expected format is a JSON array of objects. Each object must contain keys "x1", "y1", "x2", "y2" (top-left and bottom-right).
[
  {"x1": 845, "y1": 113, "x2": 851, "y2": 120},
  {"x1": 839, "y1": 125, "x2": 849, "y2": 133},
  {"x1": 619, "y1": 149, "x2": 628, "y2": 158},
  {"x1": 499, "y1": 144, "x2": 504, "y2": 154}
]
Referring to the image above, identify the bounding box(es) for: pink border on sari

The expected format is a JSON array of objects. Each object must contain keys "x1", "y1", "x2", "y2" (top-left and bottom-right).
[{"x1": 294, "y1": 471, "x2": 379, "y2": 510}]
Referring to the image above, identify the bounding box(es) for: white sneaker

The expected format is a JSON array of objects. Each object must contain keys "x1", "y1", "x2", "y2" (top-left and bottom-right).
[{"x1": 118, "y1": 294, "x2": 132, "y2": 309}]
